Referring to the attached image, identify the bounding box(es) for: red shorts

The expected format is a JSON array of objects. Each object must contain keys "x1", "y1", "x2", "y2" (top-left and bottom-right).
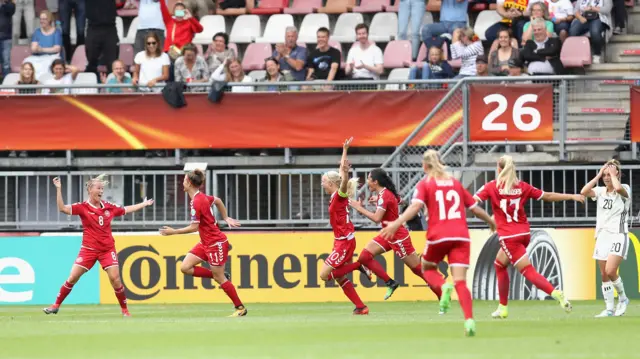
[
  {"x1": 499, "y1": 234, "x2": 530, "y2": 265},
  {"x1": 372, "y1": 234, "x2": 416, "y2": 259},
  {"x1": 74, "y1": 247, "x2": 119, "y2": 271},
  {"x1": 189, "y1": 241, "x2": 229, "y2": 266},
  {"x1": 422, "y1": 240, "x2": 470, "y2": 267},
  {"x1": 325, "y1": 239, "x2": 356, "y2": 269}
]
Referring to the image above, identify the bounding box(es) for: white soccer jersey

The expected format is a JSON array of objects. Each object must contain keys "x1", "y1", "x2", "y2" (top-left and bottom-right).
[{"x1": 592, "y1": 185, "x2": 631, "y2": 236}]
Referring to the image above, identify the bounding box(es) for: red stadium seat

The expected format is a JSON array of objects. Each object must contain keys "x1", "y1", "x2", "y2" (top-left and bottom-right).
[
  {"x1": 560, "y1": 36, "x2": 592, "y2": 67},
  {"x1": 470, "y1": 2, "x2": 488, "y2": 12},
  {"x1": 317, "y1": 0, "x2": 356, "y2": 14},
  {"x1": 284, "y1": 0, "x2": 322, "y2": 14},
  {"x1": 383, "y1": 40, "x2": 412, "y2": 68},
  {"x1": 385, "y1": 3, "x2": 398, "y2": 11},
  {"x1": 242, "y1": 43, "x2": 273, "y2": 71},
  {"x1": 353, "y1": 0, "x2": 389, "y2": 13},
  {"x1": 250, "y1": 0, "x2": 287, "y2": 14},
  {"x1": 10, "y1": 45, "x2": 31, "y2": 73},
  {"x1": 71, "y1": 45, "x2": 88, "y2": 72}
]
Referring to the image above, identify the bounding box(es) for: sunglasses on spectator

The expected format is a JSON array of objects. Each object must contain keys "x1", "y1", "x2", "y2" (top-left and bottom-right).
[{"x1": 147, "y1": 42, "x2": 157, "y2": 45}]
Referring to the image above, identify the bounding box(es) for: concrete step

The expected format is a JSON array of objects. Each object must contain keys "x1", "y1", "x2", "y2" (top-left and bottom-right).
[
  {"x1": 568, "y1": 92, "x2": 631, "y2": 101},
  {"x1": 605, "y1": 42, "x2": 640, "y2": 63},
  {"x1": 565, "y1": 118, "x2": 627, "y2": 129},
  {"x1": 568, "y1": 104, "x2": 629, "y2": 113},
  {"x1": 586, "y1": 63, "x2": 640, "y2": 76},
  {"x1": 565, "y1": 129, "x2": 626, "y2": 139},
  {"x1": 629, "y1": 7, "x2": 640, "y2": 34}
]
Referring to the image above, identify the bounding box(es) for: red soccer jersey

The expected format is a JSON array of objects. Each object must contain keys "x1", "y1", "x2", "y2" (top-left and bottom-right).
[
  {"x1": 474, "y1": 180, "x2": 544, "y2": 238},
  {"x1": 190, "y1": 191, "x2": 227, "y2": 246},
  {"x1": 377, "y1": 188, "x2": 410, "y2": 240},
  {"x1": 412, "y1": 177, "x2": 477, "y2": 243},
  {"x1": 329, "y1": 191, "x2": 355, "y2": 240},
  {"x1": 71, "y1": 201, "x2": 126, "y2": 250}
]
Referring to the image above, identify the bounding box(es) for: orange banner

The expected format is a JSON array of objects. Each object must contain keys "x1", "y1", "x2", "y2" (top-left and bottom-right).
[
  {"x1": 468, "y1": 84, "x2": 554, "y2": 142},
  {"x1": 0, "y1": 91, "x2": 463, "y2": 150},
  {"x1": 631, "y1": 87, "x2": 640, "y2": 142}
]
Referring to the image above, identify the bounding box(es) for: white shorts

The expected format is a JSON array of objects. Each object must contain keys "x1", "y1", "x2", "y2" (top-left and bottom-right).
[{"x1": 593, "y1": 231, "x2": 629, "y2": 261}]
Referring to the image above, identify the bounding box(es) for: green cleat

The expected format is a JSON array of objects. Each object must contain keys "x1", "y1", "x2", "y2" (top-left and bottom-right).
[
  {"x1": 464, "y1": 319, "x2": 476, "y2": 337},
  {"x1": 384, "y1": 280, "x2": 400, "y2": 301},
  {"x1": 439, "y1": 283, "x2": 454, "y2": 314},
  {"x1": 491, "y1": 304, "x2": 508, "y2": 319},
  {"x1": 551, "y1": 290, "x2": 572, "y2": 313}
]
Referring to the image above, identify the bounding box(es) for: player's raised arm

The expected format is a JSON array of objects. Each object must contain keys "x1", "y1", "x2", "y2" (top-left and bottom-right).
[
  {"x1": 581, "y1": 164, "x2": 607, "y2": 198},
  {"x1": 124, "y1": 197, "x2": 155, "y2": 214},
  {"x1": 213, "y1": 197, "x2": 241, "y2": 227},
  {"x1": 52, "y1": 177, "x2": 72, "y2": 215},
  {"x1": 338, "y1": 137, "x2": 353, "y2": 196}
]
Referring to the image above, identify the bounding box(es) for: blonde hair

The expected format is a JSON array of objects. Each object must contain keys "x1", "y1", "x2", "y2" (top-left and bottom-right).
[
  {"x1": 324, "y1": 170, "x2": 359, "y2": 198},
  {"x1": 606, "y1": 159, "x2": 621, "y2": 178},
  {"x1": 39, "y1": 10, "x2": 54, "y2": 26},
  {"x1": 86, "y1": 174, "x2": 109, "y2": 192},
  {"x1": 497, "y1": 155, "x2": 518, "y2": 192},
  {"x1": 423, "y1": 149, "x2": 449, "y2": 179}
]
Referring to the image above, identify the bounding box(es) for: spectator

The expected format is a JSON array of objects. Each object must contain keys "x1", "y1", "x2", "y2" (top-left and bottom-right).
[
  {"x1": 475, "y1": 53, "x2": 489, "y2": 76},
  {"x1": 205, "y1": 32, "x2": 236, "y2": 71},
  {"x1": 507, "y1": 58, "x2": 528, "y2": 76},
  {"x1": 397, "y1": 0, "x2": 425, "y2": 60},
  {"x1": 23, "y1": 10, "x2": 62, "y2": 80},
  {"x1": 260, "y1": 57, "x2": 293, "y2": 92},
  {"x1": 174, "y1": 43, "x2": 209, "y2": 92},
  {"x1": 134, "y1": 0, "x2": 165, "y2": 55},
  {"x1": 159, "y1": 0, "x2": 203, "y2": 60},
  {"x1": 420, "y1": 0, "x2": 468, "y2": 52},
  {"x1": 570, "y1": 0, "x2": 611, "y2": 64},
  {"x1": 183, "y1": 0, "x2": 212, "y2": 19},
  {"x1": 16, "y1": 61, "x2": 39, "y2": 96},
  {"x1": 408, "y1": 46, "x2": 454, "y2": 84},
  {"x1": 484, "y1": 0, "x2": 531, "y2": 44},
  {"x1": 273, "y1": 26, "x2": 306, "y2": 81},
  {"x1": 42, "y1": 58, "x2": 79, "y2": 94},
  {"x1": 0, "y1": 0, "x2": 15, "y2": 77},
  {"x1": 611, "y1": 0, "x2": 625, "y2": 34},
  {"x1": 521, "y1": 18, "x2": 565, "y2": 74},
  {"x1": 217, "y1": 0, "x2": 245, "y2": 12},
  {"x1": 86, "y1": 0, "x2": 118, "y2": 76},
  {"x1": 451, "y1": 27, "x2": 483, "y2": 78},
  {"x1": 547, "y1": 0, "x2": 574, "y2": 41},
  {"x1": 100, "y1": 59, "x2": 132, "y2": 94},
  {"x1": 305, "y1": 27, "x2": 340, "y2": 83},
  {"x1": 345, "y1": 23, "x2": 383, "y2": 82},
  {"x1": 489, "y1": 29, "x2": 519, "y2": 76},
  {"x1": 521, "y1": 2, "x2": 554, "y2": 46},
  {"x1": 59, "y1": 0, "x2": 85, "y2": 62},
  {"x1": 133, "y1": 32, "x2": 170, "y2": 92},
  {"x1": 210, "y1": 58, "x2": 254, "y2": 93},
  {"x1": 12, "y1": 0, "x2": 33, "y2": 44}
]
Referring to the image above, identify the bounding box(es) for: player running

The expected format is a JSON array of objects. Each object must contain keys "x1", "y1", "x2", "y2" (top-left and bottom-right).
[
  {"x1": 581, "y1": 159, "x2": 631, "y2": 317},
  {"x1": 475, "y1": 155, "x2": 583, "y2": 319},
  {"x1": 160, "y1": 169, "x2": 246, "y2": 317},
  {"x1": 44, "y1": 175, "x2": 154, "y2": 316},
  {"x1": 382, "y1": 150, "x2": 496, "y2": 336},
  {"x1": 350, "y1": 168, "x2": 438, "y2": 301}
]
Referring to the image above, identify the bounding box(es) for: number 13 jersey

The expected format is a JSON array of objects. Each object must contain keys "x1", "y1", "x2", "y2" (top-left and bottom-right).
[{"x1": 592, "y1": 185, "x2": 631, "y2": 236}]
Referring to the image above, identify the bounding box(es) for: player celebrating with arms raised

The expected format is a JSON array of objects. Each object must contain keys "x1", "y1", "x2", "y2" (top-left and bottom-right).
[
  {"x1": 44, "y1": 175, "x2": 154, "y2": 316},
  {"x1": 160, "y1": 169, "x2": 246, "y2": 317},
  {"x1": 581, "y1": 160, "x2": 631, "y2": 317},
  {"x1": 382, "y1": 150, "x2": 496, "y2": 336},
  {"x1": 475, "y1": 155, "x2": 583, "y2": 319}
]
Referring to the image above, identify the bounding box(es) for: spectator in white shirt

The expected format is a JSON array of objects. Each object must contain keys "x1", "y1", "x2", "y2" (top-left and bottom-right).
[
  {"x1": 134, "y1": 0, "x2": 166, "y2": 55},
  {"x1": 450, "y1": 27, "x2": 483, "y2": 78},
  {"x1": 210, "y1": 58, "x2": 254, "y2": 93},
  {"x1": 133, "y1": 32, "x2": 171, "y2": 92},
  {"x1": 345, "y1": 23, "x2": 383, "y2": 89},
  {"x1": 42, "y1": 58, "x2": 79, "y2": 94},
  {"x1": 547, "y1": 0, "x2": 574, "y2": 41}
]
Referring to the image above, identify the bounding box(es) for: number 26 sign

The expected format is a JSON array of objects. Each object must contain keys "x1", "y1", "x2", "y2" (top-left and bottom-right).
[{"x1": 468, "y1": 84, "x2": 554, "y2": 141}]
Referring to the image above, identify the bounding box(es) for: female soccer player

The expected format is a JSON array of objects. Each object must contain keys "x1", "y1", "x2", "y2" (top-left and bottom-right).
[
  {"x1": 350, "y1": 168, "x2": 436, "y2": 301},
  {"x1": 44, "y1": 175, "x2": 154, "y2": 316},
  {"x1": 381, "y1": 150, "x2": 496, "y2": 336},
  {"x1": 581, "y1": 159, "x2": 631, "y2": 317},
  {"x1": 475, "y1": 155, "x2": 583, "y2": 319},
  {"x1": 159, "y1": 169, "x2": 246, "y2": 317},
  {"x1": 318, "y1": 137, "x2": 369, "y2": 315}
]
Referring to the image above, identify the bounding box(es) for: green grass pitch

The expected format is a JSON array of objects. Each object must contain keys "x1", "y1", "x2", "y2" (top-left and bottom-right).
[{"x1": 1, "y1": 301, "x2": 638, "y2": 359}]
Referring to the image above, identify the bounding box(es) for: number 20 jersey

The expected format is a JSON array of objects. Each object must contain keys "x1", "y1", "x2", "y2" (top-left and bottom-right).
[{"x1": 592, "y1": 185, "x2": 631, "y2": 236}]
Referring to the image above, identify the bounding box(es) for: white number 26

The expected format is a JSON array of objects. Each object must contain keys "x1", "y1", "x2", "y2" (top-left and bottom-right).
[{"x1": 482, "y1": 94, "x2": 541, "y2": 132}]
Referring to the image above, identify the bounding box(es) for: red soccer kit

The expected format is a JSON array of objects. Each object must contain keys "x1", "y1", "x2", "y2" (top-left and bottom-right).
[
  {"x1": 474, "y1": 180, "x2": 544, "y2": 264},
  {"x1": 71, "y1": 201, "x2": 126, "y2": 271},
  {"x1": 412, "y1": 177, "x2": 477, "y2": 266},
  {"x1": 188, "y1": 191, "x2": 230, "y2": 266},
  {"x1": 372, "y1": 188, "x2": 416, "y2": 259},
  {"x1": 325, "y1": 191, "x2": 357, "y2": 269}
]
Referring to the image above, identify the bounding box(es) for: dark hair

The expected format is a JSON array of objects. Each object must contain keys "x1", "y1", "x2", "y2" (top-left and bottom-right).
[
  {"x1": 145, "y1": 31, "x2": 162, "y2": 57},
  {"x1": 370, "y1": 168, "x2": 399, "y2": 200},
  {"x1": 317, "y1": 27, "x2": 330, "y2": 36},
  {"x1": 264, "y1": 57, "x2": 282, "y2": 80},
  {"x1": 355, "y1": 23, "x2": 369, "y2": 33},
  {"x1": 187, "y1": 169, "x2": 206, "y2": 187},
  {"x1": 50, "y1": 58, "x2": 65, "y2": 73},
  {"x1": 497, "y1": 28, "x2": 513, "y2": 40},
  {"x1": 213, "y1": 32, "x2": 229, "y2": 46},
  {"x1": 182, "y1": 43, "x2": 198, "y2": 55},
  {"x1": 173, "y1": 2, "x2": 186, "y2": 10}
]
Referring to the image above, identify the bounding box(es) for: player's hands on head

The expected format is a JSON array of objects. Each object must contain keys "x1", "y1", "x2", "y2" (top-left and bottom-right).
[
  {"x1": 159, "y1": 226, "x2": 174, "y2": 236},
  {"x1": 225, "y1": 217, "x2": 241, "y2": 227},
  {"x1": 607, "y1": 165, "x2": 618, "y2": 177},
  {"x1": 598, "y1": 164, "x2": 608, "y2": 177},
  {"x1": 52, "y1": 177, "x2": 62, "y2": 189}
]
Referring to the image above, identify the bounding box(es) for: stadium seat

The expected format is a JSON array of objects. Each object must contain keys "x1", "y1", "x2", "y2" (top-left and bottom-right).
[
  {"x1": 332, "y1": 13, "x2": 364, "y2": 43},
  {"x1": 352, "y1": 0, "x2": 389, "y2": 13},
  {"x1": 474, "y1": 10, "x2": 502, "y2": 41},
  {"x1": 561, "y1": 36, "x2": 592, "y2": 67},
  {"x1": 298, "y1": 14, "x2": 330, "y2": 43},
  {"x1": 242, "y1": 43, "x2": 273, "y2": 71},
  {"x1": 71, "y1": 45, "x2": 88, "y2": 72},
  {"x1": 255, "y1": 14, "x2": 294, "y2": 43},
  {"x1": 248, "y1": 70, "x2": 267, "y2": 80},
  {"x1": 284, "y1": 0, "x2": 322, "y2": 14},
  {"x1": 385, "y1": 68, "x2": 410, "y2": 90},
  {"x1": 122, "y1": 16, "x2": 139, "y2": 45},
  {"x1": 120, "y1": 44, "x2": 135, "y2": 68},
  {"x1": 406, "y1": 12, "x2": 433, "y2": 40},
  {"x1": 229, "y1": 15, "x2": 261, "y2": 43},
  {"x1": 250, "y1": 0, "x2": 287, "y2": 14},
  {"x1": 193, "y1": 15, "x2": 226, "y2": 44},
  {"x1": 1, "y1": 73, "x2": 19, "y2": 85},
  {"x1": 116, "y1": 16, "x2": 124, "y2": 42},
  {"x1": 383, "y1": 40, "x2": 411, "y2": 68},
  {"x1": 228, "y1": 43, "x2": 239, "y2": 57},
  {"x1": 369, "y1": 12, "x2": 398, "y2": 42},
  {"x1": 10, "y1": 45, "x2": 30, "y2": 73},
  {"x1": 415, "y1": 43, "x2": 427, "y2": 63},
  {"x1": 470, "y1": 2, "x2": 488, "y2": 12},
  {"x1": 73, "y1": 72, "x2": 99, "y2": 94},
  {"x1": 317, "y1": 0, "x2": 356, "y2": 14},
  {"x1": 117, "y1": 0, "x2": 139, "y2": 17},
  {"x1": 216, "y1": 3, "x2": 249, "y2": 15}
]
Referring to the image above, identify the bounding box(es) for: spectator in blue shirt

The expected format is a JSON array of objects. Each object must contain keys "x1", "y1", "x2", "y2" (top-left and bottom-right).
[
  {"x1": 421, "y1": 0, "x2": 468, "y2": 56},
  {"x1": 0, "y1": 0, "x2": 15, "y2": 77},
  {"x1": 100, "y1": 59, "x2": 133, "y2": 93},
  {"x1": 23, "y1": 10, "x2": 63, "y2": 79},
  {"x1": 273, "y1": 26, "x2": 307, "y2": 81}
]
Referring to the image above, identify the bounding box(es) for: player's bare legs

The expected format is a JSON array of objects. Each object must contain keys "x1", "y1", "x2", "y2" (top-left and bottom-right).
[
  {"x1": 320, "y1": 263, "x2": 368, "y2": 314},
  {"x1": 421, "y1": 259, "x2": 446, "y2": 311},
  {"x1": 514, "y1": 251, "x2": 571, "y2": 314},
  {"x1": 181, "y1": 253, "x2": 212, "y2": 277},
  {"x1": 358, "y1": 242, "x2": 398, "y2": 299},
  {"x1": 449, "y1": 266, "x2": 475, "y2": 337},
  {"x1": 492, "y1": 249, "x2": 510, "y2": 319},
  {"x1": 402, "y1": 252, "x2": 438, "y2": 297},
  {"x1": 105, "y1": 266, "x2": 130, "y2": 316},
  {"x1": 210, "y1": 264, "x2": 246, "y2": 317},
  {"x1": 597, "y1": 256, "x2": 628, "y2": 317},
  {"x1": 44, "y1": 265, "x2": 87, "y2": 314}
]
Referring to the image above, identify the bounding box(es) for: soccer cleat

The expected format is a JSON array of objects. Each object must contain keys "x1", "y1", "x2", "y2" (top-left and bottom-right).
[
  {"x1": 224, "y1": 272, "x2": 231, "y2": 281},
  {"x1": 353, "y1": 306, "x2": 369, "y2": 315},
  {"x1": 551, "y1": 290, "x2": 572, "y2": 313},
  {"x1": 229, "y1": 305, "x2": 247, "y2": 317},
  {"x1": 43, "y1": 305, "x2": 59, "y2": 315},
  {"x1": 615, "y1": 298, "x2": 629, "y2": 317},
  {"x1": 595, "y1": 309, "x2": 614, "y2": 318},
  {"x1": 122, "y1": 309, "x2": 131, "y2": 317},
  {"x1": 358, "y1": 264, "x2": 373, "y2": 282},
  {"x1": 439, "y1": 283, "x2": 454, "y2": 314},
  {"x1": 384, "y1": 279, "x2": 400, "y2": 301},
  {"x1": 464, "y1": 319, "x2": 476, "y2": 337},
  {"x1": 491, "y1": 304, "x2": 508, "y2": 319}
]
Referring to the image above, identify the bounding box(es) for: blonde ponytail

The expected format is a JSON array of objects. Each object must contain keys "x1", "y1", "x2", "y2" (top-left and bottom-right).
[
  {"x1": 422, "y1": 149, "x2": 449, "y2": 180},
  {"x1": 86, "y1": 174, "x2": 109, "y2": 192},
  {"x1": 324, "y1": 170, "x2": 359, "y2": 197},
  {"x1": 346, "y1": 178, "x2": 359, "y2": 198},
  {"x1": 496, "y1": 155, "x2": 518, "y2": 192}
]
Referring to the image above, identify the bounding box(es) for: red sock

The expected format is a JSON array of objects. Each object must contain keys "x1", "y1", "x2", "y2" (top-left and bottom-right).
[
  {"x1": 192, "y1": 266, "x2": 214, "y2": 278},
  {"x1": 422, "y1": 269, "x2": 444, "y2": 298},
  {"x1": 330, "y1": 262, "x2": 361, "y2": 280},
  {"x1": 520, "y1": 264, "x2": 555, "y2": 295},
  {"x1": 54, "y1": 281, "x2": 74, "y2": 306},
  {"x1": 454, "y1": 280, "x2": 473, "y2": 320},
  {"x1": 114, "y1": 286, "x2": 128, "y2": 310},
  {"x1": 221, "y1": 281, "x2": 243, "y2": 307},
  {"x1": 338, "y1": 278, "x2": 365, "y2": 308},
  {"x1": 494, "y1": 261, "x2": 510, "y2": 306},
  {"x1": 412, "y1": 264, "x2": 440, "y2": 299},
  {"x1": 358, "y1": 249, "x2": 391, "y2": 282}
]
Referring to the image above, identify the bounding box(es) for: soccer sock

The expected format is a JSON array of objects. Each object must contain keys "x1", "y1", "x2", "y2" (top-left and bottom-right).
[
  {"x1": 422, "y1": 269, "x2": 444, "y2": 298},
  {"x1": 114, "y1": 286, "x2": 128, "y2": 310},
  {"x1": 338, "y1": 278, "x2": 365, "y2": 308},
  {"x1": 329, "y1": 262, "x2": 361, "y2": 280},
  {"x1": 221, "y1": 281, "x2": 243, "y2": 308},
  {"x1": 602, "y1": 281, "x2": 615, "y2": 311},
  {"x1": 192, "y1": 266, "x2": 214, "y2": 278},
  {"x1": 612, "y1": 276, "x2": 627, "y2": 301},
  {"x1": 411, "y1": 264, "x2": 424, "y2": 279},
  {"x1": 455, "y1": 280, "x2": 473, "y2": 320},
  {"x1": 54, "y1": 281, "x2": 74, "y2": 306},
  {"x1": 494, "y1": 261, "x2": 510, "y2": 306},
  {"x1": 520, "y1": 264, "x2": 555, "y2": 295},
  {"x1": 358, "y1": 249, "x2": 391, "y2": 282}
]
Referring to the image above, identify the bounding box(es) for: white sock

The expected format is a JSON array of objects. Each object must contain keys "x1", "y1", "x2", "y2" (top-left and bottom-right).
[
  {"x1": 602, "y1": 281, "x2": 615, "y2": 311},
  {"x1": 612, "y1": 277, "x2": 627, "y2": 301}
]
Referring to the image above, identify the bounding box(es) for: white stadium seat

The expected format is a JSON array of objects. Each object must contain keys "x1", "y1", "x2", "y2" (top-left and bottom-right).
[
  {"x1": 73, "y1": 72, "x2": 99, "y2": 94},
  {"x1": 369, "y1": 12, "x2": 398, "y2": 42},
  {"x1": 248, "y1": 70, "x2": 267, "y2": 81},
  {"x1": 194, "y1": 15, "x2": 226, "y2": 44},
  {"x1": 297, "y1": 14, "x2": 330, "y2": 43},
  {"x1": 1, "y1": 73, "x2": 19, "y2": 85},
  {"x1": 385, "y1": 68, "x2": 410, "y2": 90},
  {"x1": 122, "y1": 16, "x2": 139, "y2": 44},
  {"x1": 229, "y1": 15, "x2": 262, "y2": 43},
  {"x1": 474, "y1": 10, "x2": 502, "y2": 41},
  {"x1": 116, "y1": 16, "x2": 124, "y2": 42},
  {"x1": 255, "y1": 14, "x2": 294, "y2": 43},
  {"x1": 332, "y1": 13, "x2": 364, "y2": 43}
]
